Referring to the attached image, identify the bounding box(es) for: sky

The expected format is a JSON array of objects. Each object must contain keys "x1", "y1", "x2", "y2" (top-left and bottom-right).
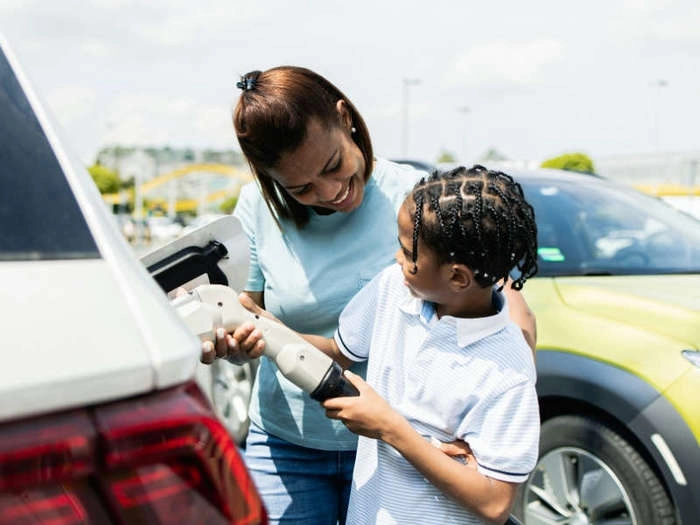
[{"x1": 2, "y1": 0, "x2": 699, "y2": 166}]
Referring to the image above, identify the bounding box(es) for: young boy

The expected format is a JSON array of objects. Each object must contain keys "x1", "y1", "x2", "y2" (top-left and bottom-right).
[{"x1": 243, "y1": 165, "x2": 540, "y2": 524}]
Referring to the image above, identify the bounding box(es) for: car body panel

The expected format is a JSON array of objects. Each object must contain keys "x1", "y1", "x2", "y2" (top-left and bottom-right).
[
  {"x1": 523, "y1": 277, "x2": 695, "y2": 396},
  {"x1": 536, "y1": 350, "x2": 661, "y2": 422},
  {"x1": 0, "y1": 260, "x2": 150, "y2": 422},
  {"x1": 555, "y1": 275, "x2": 700, "y2": 348},
  {"x1": 0, "y1": 35, "x2": 200, "y2": 423},
  {"x1": 663, "y1": 367, "x2": 700, "y2": 443},
  {"x1": 524, "y1": 275, "x2": 698, "y2": 464}
]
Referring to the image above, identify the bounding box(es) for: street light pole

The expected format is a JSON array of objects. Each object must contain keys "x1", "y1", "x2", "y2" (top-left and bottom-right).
[
  {"x1": 650, "y1": 79, "x2": 668, "y2": 153},
  {"x1": 401, "y1": 78, "x2": 421, "y2": 158},
  {"x1": 458, "y1": 106, "x2": 470, "y2": 164}
]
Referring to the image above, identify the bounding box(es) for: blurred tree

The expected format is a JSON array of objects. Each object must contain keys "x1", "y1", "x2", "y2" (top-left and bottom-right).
[
  {"x1": 219, "y1": 195, "x2": 238, "y2": 214},
  {"x1": 436, "y1": 150, "x2": 457, "y2": 163},
  {"x1": 121, "y1": 176, "x2": 135, "y2": 190},
  {"x1": 541, "y1": 152, "x2": 596, "y2": 174},
  {"x1": 479, "y1": 148, "x2": 509, "y2": 161},
  {"x1": 87, "y1": 163, "x2": 121, "y2": 194}
]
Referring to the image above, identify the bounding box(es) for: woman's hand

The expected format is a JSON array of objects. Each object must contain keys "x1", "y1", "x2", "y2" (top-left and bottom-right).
[
  {"x1": 200, "y1": 293, "x2": 274, "y2": 364},
  {"x1": 434, "y1": 439, "x2": 478, "y2": 470}
]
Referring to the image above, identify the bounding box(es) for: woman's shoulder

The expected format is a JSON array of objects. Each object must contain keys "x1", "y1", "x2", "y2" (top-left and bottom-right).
[
  {"x1": 235, "y1": 181, "x2": 265, "y2": 214},
  {"x1": 238, "y1": 180, "x2": 261, "y2": 202},
  {"x1": 371, "y1": 158, "x2": 427, "y2": 203},
  {"x1": 233, "y1": 181, "x2": 277, "y2": 230},
  {"x1": 373, "y1": 158, "x2": 428, "y2": 184}
]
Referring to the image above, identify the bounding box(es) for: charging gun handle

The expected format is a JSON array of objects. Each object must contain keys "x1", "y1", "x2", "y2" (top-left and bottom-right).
[{"x1": 172, "y1": 284, "x2": 359, "y2": 400}]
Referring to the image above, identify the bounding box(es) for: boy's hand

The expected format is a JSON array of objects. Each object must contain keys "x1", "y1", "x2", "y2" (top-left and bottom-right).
[
  {"x1": 324, "y1": 372, "x2": 478, "y2": 468},
  {"x1": 322, "y1": 370, "x2": 402, "y2": 440}
]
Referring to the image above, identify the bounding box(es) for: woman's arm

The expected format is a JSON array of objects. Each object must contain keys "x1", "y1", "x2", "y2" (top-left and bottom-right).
[
  {"x1": 323, "y1": 371, "x2": 518, "y2": 524},
  {"x1": 243, "y1": 290, "x2": 264, "y2": 308},
  {"x1": 503, "y1": 287, "x2": 537, "y2": 355}
]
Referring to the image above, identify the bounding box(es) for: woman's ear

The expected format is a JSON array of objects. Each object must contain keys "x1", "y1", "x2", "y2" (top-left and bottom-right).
[{"x1": 336, "y1": 99, "x2": 352, "y2": 130}]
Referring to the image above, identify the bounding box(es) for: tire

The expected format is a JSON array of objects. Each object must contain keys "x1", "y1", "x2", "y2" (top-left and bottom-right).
[
  {"x1": 209, "y1": 359, "x2": 258, "y2": 446},
  {"x1": 514, "y1": 415, "x2": 676, "y2": 525}
]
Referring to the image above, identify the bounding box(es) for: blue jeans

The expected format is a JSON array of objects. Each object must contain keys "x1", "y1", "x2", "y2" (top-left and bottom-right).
[{"x1": 244, "y1": 422, "x2": 356, "y2": 525}]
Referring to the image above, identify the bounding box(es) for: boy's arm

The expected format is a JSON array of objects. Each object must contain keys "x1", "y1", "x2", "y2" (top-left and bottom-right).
[
  {"x1": 383, "y1": 414, "x2": 517, "y2": 524},
  {"x1": 324, "y1": 371, "x2": 519, "y2": 524},
  {"x1": 300, "y1": 333, "x2": 354, "y2": 370}
]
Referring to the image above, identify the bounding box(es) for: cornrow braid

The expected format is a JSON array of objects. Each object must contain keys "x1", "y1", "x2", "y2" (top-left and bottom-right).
[
  {"x1": 407, "y1": 165, "x2": 538, "y2": 290},
  {"x1": 410, "y1": 180, "x2": 426, "y2": 275}
]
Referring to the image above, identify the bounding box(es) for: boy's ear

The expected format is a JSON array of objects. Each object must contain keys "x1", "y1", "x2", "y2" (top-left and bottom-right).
[{"x1": 448, "y1": 264, "x2": 474, "y2": 290}]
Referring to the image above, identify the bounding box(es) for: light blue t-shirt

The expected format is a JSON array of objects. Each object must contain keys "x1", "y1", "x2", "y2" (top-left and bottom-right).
[{"x1": 233, "y1": 158, "x2": 426, "y2": 450}]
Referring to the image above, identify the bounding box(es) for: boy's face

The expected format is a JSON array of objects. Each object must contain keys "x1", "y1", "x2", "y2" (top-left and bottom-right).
[{"x1": 395, "y1": 201, "x2": 450, "y2": 303}]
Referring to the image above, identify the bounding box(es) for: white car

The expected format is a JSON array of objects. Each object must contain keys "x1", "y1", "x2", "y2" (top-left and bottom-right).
[{"x1": 0, "y1": 35, "x2": 266, "y2": 524}]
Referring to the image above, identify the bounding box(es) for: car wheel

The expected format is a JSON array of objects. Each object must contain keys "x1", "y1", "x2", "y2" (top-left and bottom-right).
[
  {"x1": 210, "y1": 359, "x2": 258, "y2": 446},
  {"x1": 514, "y1": 415, "x2": 676, "y2": 525}
]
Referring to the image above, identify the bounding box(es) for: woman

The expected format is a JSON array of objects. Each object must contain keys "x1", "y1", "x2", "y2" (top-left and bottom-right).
[{"x1": 203, "y1": 66, "x2": 537, "y2": 525}]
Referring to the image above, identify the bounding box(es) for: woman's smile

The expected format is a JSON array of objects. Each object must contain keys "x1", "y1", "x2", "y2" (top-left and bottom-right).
[{"x1": 327, "y1": 177, "x2": 357, "y2": 211}]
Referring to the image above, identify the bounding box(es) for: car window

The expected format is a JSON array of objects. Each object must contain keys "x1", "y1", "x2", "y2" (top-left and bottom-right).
[
  {"x1": 0, "y1": 49, "x2": 99, "y2": 261},
  {"x1": 521, "y1": 178, "x2": 700, "y2": 276}
]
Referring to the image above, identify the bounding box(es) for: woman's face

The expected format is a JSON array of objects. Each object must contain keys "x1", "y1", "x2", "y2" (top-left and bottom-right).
[{"x1": 268, "y1": 115, "x2": 367, "y2": 213}]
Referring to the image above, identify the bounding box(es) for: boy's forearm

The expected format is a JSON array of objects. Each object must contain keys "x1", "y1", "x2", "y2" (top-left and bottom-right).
[
  {"x1": 300, "y1": 333, "x2": 354, "y2": 369},
  {"x1": 381, "y1": 417, "x2": 517, "y2": 524}
]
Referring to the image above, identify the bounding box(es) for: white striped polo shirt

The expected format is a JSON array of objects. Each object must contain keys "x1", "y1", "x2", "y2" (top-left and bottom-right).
[{"x1": 334, "y1": 263, "x2": 539, "y2": 524}]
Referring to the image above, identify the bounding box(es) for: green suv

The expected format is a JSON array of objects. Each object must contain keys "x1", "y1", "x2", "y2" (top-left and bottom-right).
[{"x1": 509, "y1": 168, "x2": 699, "y2": 524}]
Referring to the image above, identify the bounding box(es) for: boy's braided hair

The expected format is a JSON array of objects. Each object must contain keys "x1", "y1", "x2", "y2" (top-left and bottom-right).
[{"x1": 410, "y1": 165, "x2": 538, "y2": 290}]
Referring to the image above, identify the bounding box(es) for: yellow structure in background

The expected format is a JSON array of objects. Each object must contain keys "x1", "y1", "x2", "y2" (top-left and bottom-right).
[
  {"x1": 634, "y1": 183, "x2": 700, "y2": 197},
  {"x1": 102, "y1": 163, "x2": 252, "y2": 212},
  {"x1": 140, "y1": 163, "x2": 251, "y2": 193}
]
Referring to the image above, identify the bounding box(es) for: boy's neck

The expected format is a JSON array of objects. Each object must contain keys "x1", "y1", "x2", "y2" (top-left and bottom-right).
[{"x1": 434, "y1": 288, "x2": 497, "y2": 319}]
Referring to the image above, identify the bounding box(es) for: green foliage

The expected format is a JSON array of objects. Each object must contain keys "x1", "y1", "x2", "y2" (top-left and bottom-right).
[
  {"x1": 120, "y1": 176, "x2": 135, "y2": 190},
  {"x1": 219, "y1": 195, "x2": 238, "y2": 214},
  {"x1": 87, "y1": 164, "x2": 121, "y2": 194},
  {"x1": 479, "y1": 148, "x2": 508, "y2": 162},
  {"x1": 436, "y1": 150, "x2": 456, "y2": 163},
  {"x1": 541, "y1": 152, "x2": 596, "y2": 174}
]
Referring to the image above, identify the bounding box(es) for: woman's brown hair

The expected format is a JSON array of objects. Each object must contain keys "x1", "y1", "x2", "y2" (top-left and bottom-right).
[{"x1": 233, "y1": 66, "x2": 373, "y2": 229}]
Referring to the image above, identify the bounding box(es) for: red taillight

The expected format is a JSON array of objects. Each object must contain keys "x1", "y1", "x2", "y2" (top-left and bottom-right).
[
  {"x1": 96, "y1": 384, "x2": 265, "y2": 524},
  {"x1": 0, "y1": 411, "x2": 95, "y2": 492},
  {"x1": 0, "y1": 383, "x2": 267, "y2": 525}
]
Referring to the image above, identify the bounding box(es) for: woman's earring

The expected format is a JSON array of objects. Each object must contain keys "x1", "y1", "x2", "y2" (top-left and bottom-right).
[{"x1": 351, "y1": 126, "x2": 356, "y2": 134}]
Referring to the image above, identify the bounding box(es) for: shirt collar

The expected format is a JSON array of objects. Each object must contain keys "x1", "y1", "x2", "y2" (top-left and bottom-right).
[{"x1": 399, "y1": 288, "x2": 511, "y2": 347}]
